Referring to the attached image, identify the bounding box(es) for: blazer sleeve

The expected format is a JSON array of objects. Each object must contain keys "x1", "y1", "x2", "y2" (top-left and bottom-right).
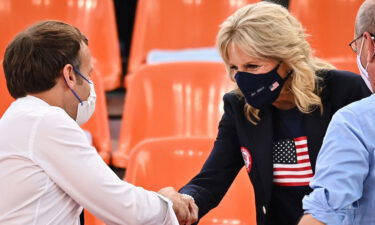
[
  {"x1": 179, "y1": 92, "x2": 245, "y2": 218},
  {"x1": 323, "y1": 70, "x2": 371, "y2": 112}
]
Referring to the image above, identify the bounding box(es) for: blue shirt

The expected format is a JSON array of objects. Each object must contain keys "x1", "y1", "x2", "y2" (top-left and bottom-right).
[{"x1": 303, "y1": 94, "x2": 375, "y2": 225}]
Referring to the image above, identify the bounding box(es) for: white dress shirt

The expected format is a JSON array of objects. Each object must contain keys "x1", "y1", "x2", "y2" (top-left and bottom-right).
[{"x1": 0, "y1": 95, "x2": 178, "y2": 225}]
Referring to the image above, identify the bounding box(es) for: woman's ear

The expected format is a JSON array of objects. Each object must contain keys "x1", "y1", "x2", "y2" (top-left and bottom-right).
[{"x1": 62, "y1": 64, "x2": 76, "y2": 89}]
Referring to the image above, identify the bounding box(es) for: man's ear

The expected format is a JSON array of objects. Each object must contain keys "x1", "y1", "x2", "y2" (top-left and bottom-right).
[
  {"x1": 364, "y1": 32, "x2": 375, "y2": 63},
  {"x1": 62, "y1": 64, "x2": 76, "y2": 89}
]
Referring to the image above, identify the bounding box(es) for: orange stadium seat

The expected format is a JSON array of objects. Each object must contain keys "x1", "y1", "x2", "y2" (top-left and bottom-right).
[
  {"x1": 290, "y1": 0, "x2": 363, "y2": 73},
  {"x1": 84, "y1": 211, "x2": 106, "y2": 225},
  {"x1": 0, "y1": 0, "x2": 122, "y2": 90},
  {"x1": 125, "y1": 137, "x2": 256, "y2": 225},
  {"x1": 112, "y1": 62, "x2": 234, "y2": 168},
  {"x1": 126, "y1": 0, "x2": 259, "y2": 82}
]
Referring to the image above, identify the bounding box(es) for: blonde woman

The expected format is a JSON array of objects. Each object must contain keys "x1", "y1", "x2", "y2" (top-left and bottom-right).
[{"x1": 178, "y1": 2, "x2": 370, "y2": 225}]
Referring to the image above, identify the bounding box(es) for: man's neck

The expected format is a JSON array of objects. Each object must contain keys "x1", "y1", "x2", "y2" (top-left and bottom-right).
[{"x1": 30, "y1": 87, "x2": 64, "y2": 108}]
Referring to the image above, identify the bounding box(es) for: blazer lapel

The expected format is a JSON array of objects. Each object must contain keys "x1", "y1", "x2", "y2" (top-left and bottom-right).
[{"x1": 244, "y1": 108, "x2": 274, "y2": 202}]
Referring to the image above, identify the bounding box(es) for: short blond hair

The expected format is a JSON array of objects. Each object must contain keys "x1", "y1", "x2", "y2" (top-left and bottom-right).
[{"x1": 217, "y1": 2, "x2": 335, "y2": 124}]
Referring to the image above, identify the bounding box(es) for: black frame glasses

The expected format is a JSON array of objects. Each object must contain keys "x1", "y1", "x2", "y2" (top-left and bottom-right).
[{"x1": 349, "y1": 33, "x2": 375, "y2": 53}]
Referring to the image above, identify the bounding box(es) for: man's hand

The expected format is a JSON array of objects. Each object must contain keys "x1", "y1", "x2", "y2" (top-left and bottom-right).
[
  {"x1": 298, "y1": 214, "x2": 326, "y2": 225},
  {"x1": 181, "y1": 193, "x2": 198, "y2": 224},
  {"x1": 158, "y1": 187, "x2": 198, "y2": 225}
]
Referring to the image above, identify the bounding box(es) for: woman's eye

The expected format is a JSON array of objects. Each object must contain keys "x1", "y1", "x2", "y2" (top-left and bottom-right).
[
  {"x1": 245, "y1": 64, "x2": 259, "y2": 69},
  {"x1": 230, "y1": 65, "x2": 238, "y2": 71}
]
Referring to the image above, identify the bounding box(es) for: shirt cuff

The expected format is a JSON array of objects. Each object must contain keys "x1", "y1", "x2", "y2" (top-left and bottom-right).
[
  {"x1": 303, "y1": 188, "x2": 354, "y2": 225},
  {"x1": 155, "y1": 193, "x2": 179, "y2": 225}
]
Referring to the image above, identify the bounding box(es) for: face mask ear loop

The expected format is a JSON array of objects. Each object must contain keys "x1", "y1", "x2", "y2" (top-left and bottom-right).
[
  {"x1": 73, "y1": 67, "x2": 92, "y2": 84},
  {"x1": 357, "y1": 37, "x2": 368, "y2": 71},
  {"x1": 274, "y1": 62, "x2": 281, "y2": 71},
  {"x1": 70, "y1": 89, "x2": 84, "y2": 106},
  {"x1": 359, "y1": 37, "x2": 365, "y2": 56},
  {"x1": 365, "y1": 48, "x2": 375, "y2": 72},
  {"x1": 63, "y1": 75, "x2": 83, "y2": 105},
  {"x1": 364, "y1": 34, "x2": 375, "y2": 70},
  {"x1": 368, "y1": 47, "x2": 375, "y2": 71}
]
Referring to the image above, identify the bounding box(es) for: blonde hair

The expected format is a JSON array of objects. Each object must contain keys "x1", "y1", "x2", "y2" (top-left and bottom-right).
[{"x1": 217, "y1": 2, "x2": 335, "y2": 124}]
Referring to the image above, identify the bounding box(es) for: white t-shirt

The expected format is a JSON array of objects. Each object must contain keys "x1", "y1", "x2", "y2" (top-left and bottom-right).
[{"x1": 0, "y1": 95, "x2": 178, "y2": 225}]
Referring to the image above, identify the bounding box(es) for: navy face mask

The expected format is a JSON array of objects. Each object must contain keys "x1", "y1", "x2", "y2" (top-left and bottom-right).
[{"x1": 234, "y1": 63, "x2": 291, "y2": 110}]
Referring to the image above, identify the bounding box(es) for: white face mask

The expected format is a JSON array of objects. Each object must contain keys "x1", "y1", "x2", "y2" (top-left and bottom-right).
[
  {"x1": 357, "y1": 38, "x2": 374, "y2": 92},
  {"x1": 75, "y1": 81, "x2": 96, "y2": 125},
  {"x1": 68, "y1": 67, "x2": 97, "y2": 125}
]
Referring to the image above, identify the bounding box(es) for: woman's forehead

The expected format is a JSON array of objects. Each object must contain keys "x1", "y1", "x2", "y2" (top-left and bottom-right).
[{"x1": 226, "y1": 43, "x2": 267, "y2": 64}]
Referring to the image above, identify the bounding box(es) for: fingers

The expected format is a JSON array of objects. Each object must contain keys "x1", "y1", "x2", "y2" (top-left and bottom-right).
[
  {"x1": 176, "y1": 199, "x2": 190, "y2": 225},
  {"x1": 188, "y1": 200, "x2": 198, "y2": 224},
  {"x1": 158, "y1": 187, "x2": 192, "y2": 224},
  {"x1": 180, "y1": 194, "x2": 198, "y2": 225},
  {"x1": 157, "y1": 187, "x2": 199, "y2": 225}
]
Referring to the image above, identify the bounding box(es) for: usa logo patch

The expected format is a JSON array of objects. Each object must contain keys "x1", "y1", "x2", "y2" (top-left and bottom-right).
[{"x1": 241, "y1": 147, "x2": 252, "y2": 173}]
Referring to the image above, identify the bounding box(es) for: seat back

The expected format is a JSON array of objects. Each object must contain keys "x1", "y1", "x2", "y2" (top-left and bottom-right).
[
  {"x1": 127, "y1": 0, "x2": 259, "y2": 75},
  {"x1": 290, "y1": 0, "x2": 362, "y2": 72},
  {"x1": 84, "y1": 210, "x2": 105, "y2": 225},
  {"x1": 0, "y1": 0, "x2": 122, "y2": 90},
  {"x1": 125, "y1": 137, "x2": 256, "y2": 225},
  {"x1": 113, "y1": 62, "x2": 234, "y2": 168}
]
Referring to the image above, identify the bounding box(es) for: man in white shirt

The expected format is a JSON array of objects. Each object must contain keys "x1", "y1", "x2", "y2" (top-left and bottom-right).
[{"x1": 0, "y1": 20, "x2": 197, "y2": 225}]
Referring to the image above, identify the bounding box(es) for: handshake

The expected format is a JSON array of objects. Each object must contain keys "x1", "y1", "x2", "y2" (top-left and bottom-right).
[{"x1": 159, "y1": 187, "x2": 199, "y2": 225}]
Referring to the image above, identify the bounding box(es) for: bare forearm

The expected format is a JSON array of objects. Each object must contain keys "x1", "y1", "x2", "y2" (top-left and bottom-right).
[{"x1": 298, "y1": 214, "x2": 325, "y2": 225}]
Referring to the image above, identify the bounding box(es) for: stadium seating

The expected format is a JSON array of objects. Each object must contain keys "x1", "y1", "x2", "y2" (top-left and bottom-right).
[
  {"x1": 112, "y1": 62, "x2": 234, "y2": 168},
  {"x1": 126, "y1": 0, "x2": 259, "y2": 84},
  {"x1": 125, "y1": 137, "x2": 257, "y2": 225},
  {"x1": 290, "y1": 0, "x2": 363, "y2": 73},
  {"x1": 84, "y1": 210, "x2": 105, "y2": 225},
  {"x1": 0, "y1": 0, "x2": 122, "y2": 90}
]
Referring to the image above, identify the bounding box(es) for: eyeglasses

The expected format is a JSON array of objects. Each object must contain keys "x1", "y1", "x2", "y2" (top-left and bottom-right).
[{"x1": 349, "y1": 33, "x2": 375, "y2": 53}]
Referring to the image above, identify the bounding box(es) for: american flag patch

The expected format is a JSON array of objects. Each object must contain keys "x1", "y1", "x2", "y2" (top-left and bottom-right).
[
  {"x1": 272, "y1": 136, "x2": 313, "y2": 186},
  {"x1": 269, "y1": 81, "x2": 280, "y2": 91}
]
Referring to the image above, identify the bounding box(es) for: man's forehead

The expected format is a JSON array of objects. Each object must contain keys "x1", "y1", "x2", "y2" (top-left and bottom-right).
[
  {"x1": 79, "y1": 43, "x2": 91, "y2": 57},
  {"x1": 79, "y1": 43, "x2": 93, "y2": 66}
]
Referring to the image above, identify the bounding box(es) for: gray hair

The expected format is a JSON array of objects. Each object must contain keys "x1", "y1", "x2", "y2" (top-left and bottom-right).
[{"x1": 355, "y1": 0, "x2": 375, "y2": 36}]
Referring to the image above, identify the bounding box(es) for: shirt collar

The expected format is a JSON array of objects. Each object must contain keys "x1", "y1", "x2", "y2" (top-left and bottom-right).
[{"x1": 20, "y1": 95, "x2": 51, "y2": 106}]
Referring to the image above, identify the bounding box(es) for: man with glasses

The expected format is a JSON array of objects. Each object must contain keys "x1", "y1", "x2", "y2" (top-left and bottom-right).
[
  {"x1": 298, "y1": 0, "x2": 375, "y2": 224},
  {"x1": 349, "y1": 32, "x2": 375, "y2": 92}
]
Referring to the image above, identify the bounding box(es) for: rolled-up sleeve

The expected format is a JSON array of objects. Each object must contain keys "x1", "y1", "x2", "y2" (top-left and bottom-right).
[{"x1": 303, "y1": 108, "x2": 369, "y2": 225}]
